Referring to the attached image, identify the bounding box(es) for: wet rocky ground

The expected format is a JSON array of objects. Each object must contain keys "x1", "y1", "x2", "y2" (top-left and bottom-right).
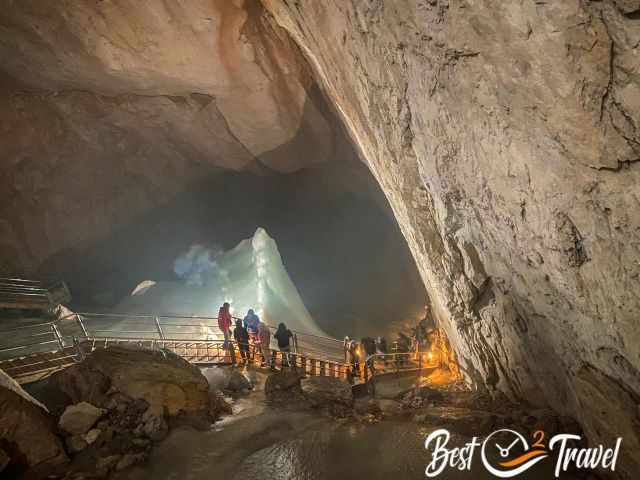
[
  {"x1": 4, "y1": 347, "x2": 600, "y2": 480},
  {"x1": 114, "y1": 368, "x2": 595, "y2": 480}
]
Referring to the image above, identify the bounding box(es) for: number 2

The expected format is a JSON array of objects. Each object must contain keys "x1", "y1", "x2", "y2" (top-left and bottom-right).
[{"x1": 532, "y1": 430, "x2": 545, "y2": 449}]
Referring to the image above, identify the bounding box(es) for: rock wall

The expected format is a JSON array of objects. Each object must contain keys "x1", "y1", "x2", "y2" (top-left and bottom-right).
[
  {"x1": 0, "y1": 0, "x2": 338, "y2": 273},
  {"x1": 260, "y1": 0, "x2": 640, "y2": 456},
  {"x1": 0, "y1": 369, "x2": 68, "y2": 476}
]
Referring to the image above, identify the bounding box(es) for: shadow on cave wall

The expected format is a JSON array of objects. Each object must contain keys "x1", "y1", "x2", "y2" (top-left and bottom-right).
[{"x1": 37, "y1": 158, "x2": 426, "y2": 339}]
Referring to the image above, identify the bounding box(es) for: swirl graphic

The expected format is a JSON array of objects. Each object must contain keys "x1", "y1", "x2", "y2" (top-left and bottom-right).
[{"x1": 481, "y1": 429, "x2": 548, "y2": 478}]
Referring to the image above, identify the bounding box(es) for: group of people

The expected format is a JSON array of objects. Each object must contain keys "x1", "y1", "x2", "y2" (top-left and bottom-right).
[
  {"x1": 216, "y1": 302, "x2": 295, "y2": 368},
  {"x1": 343, "y1": 317, "x2": 436, "y2": 377},
  {"x1": 343, "y1": 336, "x2": 389, "y2": 377}
]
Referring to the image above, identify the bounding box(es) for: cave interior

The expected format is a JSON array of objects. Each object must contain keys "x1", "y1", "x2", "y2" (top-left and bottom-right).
[{"x1": 0, "y1": 0, "x2": 639, "y2": 479}]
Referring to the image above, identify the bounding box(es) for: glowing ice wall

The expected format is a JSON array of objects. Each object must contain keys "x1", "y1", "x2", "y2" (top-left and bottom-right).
[{"x1": 116, "y1": 228, "x2": 326, "y2": 336}]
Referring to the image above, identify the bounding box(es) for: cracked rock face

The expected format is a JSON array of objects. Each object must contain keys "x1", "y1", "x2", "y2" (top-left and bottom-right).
[
  {"x1": 261, "y1": 0, "x2": 640, "y2": 463},
  {"x1": 0, "y1": 0, "x2": 337, "y2": 271}
]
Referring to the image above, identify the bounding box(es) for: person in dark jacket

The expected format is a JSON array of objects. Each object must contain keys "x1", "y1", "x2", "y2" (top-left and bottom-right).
[
  {"x1": 362, "y1": 337, "x2": 377, "y2": 357},
  {"x1": 243, "y1": 309, "x2": 260, "y2": 360},
  {"x1": 377, "y1": 336, "x2": 388, "y2": 354},
  {"x1": 377, "y1": 336, "x2": 389, "y2": 366},
  {"x1": 233, "y1": 319, "x2": 250, "y2": 365},
  {"x1": 274, "y1": 322, "x2": 293, "y2": 367},
  {"x1": 361, "y1": 337, "x2": 377, "y2": 376},
  {"x1": 243, "y1": 309, "x2": 260, "y2": 335}
]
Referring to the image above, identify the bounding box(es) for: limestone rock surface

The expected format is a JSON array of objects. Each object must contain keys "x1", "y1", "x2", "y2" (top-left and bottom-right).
[
  {"x1": 300, "y1": 376, "x2": 353, "y2": 409},
  {"x1": 58, "y1": 401, "x2": 106, "y2": 435},
  {"x1": 0, "y1": 0, "x2": 340, "y2": 274},
  {"x1": 264, "y1": 370, "x2": 306, "y2": 404},
  {"x1": 261, "y1": 0, "x2": 640, "y2": 445},
  {"x1": 51, "y1": 346, "x2": 211, "y2": 418},
  {"x1": 574, "y1": 365, "x2": 640, "y2": 480},
  {"x1": 0, "y1": 369, "x2": 67, "y2": 476}
]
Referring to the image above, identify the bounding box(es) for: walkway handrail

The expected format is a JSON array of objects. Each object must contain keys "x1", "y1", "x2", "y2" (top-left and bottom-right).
[
  {"x1": 72, "y1": 311, "x2": 343, "y2": 345},
  {"x1": 0, "y1": 310, "x2": 345, "y2": 364},
  {"x1": 11, "y1": 311, "x2": 340, "y2": 345},
  {"x1": 339, "y1": 350, "x2": 442, "y2": 384},
  {"x1": 0, "y1": 334, "x2": 352, "y2": 385},
  {"x1": 0, "y1": 278, "x2": 71, "y2": 311}
]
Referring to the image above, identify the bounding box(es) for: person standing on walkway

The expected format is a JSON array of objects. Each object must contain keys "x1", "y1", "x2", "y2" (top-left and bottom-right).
[
  {"x1": 257, "y1": 320, "x2": 272, "y2": 368},
  {"x1": 344, "y1": 336, "x2": 352, "y2": 364},
  {"x1": 243, "y1": 309, "x2": 260, "y2": 359},
  {"x1": 350, "y1": 339, "x2": 360, "y2": 377},
  {"x1": 218, "y1": 302, "x2": 232, "y2": 349},
  {"x1": 243, "y1": 309, "x2": 260, "y2": 336},
  {"x1": 362, "y1": 336, "x2": 377, "y2": 376},
  {"x1": 233, "y1": 318, "x2": 250, "y2": 365},
  {"x1": 274, "y1": 322, "x2": 293, "y2": 367}
]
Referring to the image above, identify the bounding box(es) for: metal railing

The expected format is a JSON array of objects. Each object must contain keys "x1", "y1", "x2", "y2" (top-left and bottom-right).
[
  {"x1": 80, "y1": 336, "x2": 350, "y2": 379},
  {"x1": 75, "y1": 312, "x2": 344, "y2": 361},
  {"x1": 0, "y1": 335, "x2": 350, "y2": 384},
  {"x1": 0, "y1": 311, "x2": 345, "y2": 363},
  {"x1": 0, "y1": 277, "x2": 71, "y2": 311},
  {"x1": 346, "y1": 350, "x2": 443, "y2": 384},
  {"x1": 0, "y1": 310, "x2": 441, "y2": 386}
]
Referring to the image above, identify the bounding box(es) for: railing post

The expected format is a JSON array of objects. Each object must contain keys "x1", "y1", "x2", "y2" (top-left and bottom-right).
[
  {"x1": 229, "y1": 341, "x2": 237, "y2": 366},
  {"x1": 73, "y1": 336, "x2": 85, "y2": 361},
  {"x1": 76, "y1": 314, "x2": 88, "y2": 338},
  {"x1": 51, "y1": 323, "x2": 65, "y2": 351},
  {"x1": 154, "y1": 316, "x2": 165, "y2": 340}
]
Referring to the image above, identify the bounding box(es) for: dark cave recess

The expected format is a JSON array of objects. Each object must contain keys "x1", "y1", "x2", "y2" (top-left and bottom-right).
[{"x1": 39, "y1": 158, "x2": 426, "y2": 340}]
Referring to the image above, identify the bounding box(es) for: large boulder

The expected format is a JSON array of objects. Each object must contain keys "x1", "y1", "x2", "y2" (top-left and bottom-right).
[
  {"x1": 49, "y1": 362, "x2": 110, "y2": 408},
  {"x1": 226, "y1": 370, "x2": 253, "y2": 393},
  {"x1": 50, "y1": 346, "x2": 211, "y2": 419},
  {"x1": 202, "y1": 367, "x2": 252, "y2": 394},
  {"x1": 264, "y1": 370, "x2": 305, "y2": 404},
  {"x1": 0, "y1": 369, "x2": 67, "y2": 477},
  {"x1": 58, "y1": 402, "x2": 105, "y2": 435},
  {"x1": 300, "y1": 376, "x2": 354, "y2": 413},
  {"x1": 265, "y1": 371, "x2": 354, "y2": 417}
]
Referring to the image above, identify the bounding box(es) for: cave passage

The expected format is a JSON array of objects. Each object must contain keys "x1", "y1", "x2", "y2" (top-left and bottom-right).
[{"x1": 38, "y1": 155, "x2": 426, "y2": 341}]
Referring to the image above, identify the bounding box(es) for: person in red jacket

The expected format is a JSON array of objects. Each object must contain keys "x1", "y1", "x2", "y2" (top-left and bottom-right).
[{"x1": 218, "y1": 302, "x2": 232, "y2": 348}]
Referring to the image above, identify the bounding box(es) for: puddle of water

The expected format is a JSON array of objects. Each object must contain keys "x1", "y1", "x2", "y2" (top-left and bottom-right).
[{"x1": 115, "y1": 410, "x2": 589, "y2": 480}]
